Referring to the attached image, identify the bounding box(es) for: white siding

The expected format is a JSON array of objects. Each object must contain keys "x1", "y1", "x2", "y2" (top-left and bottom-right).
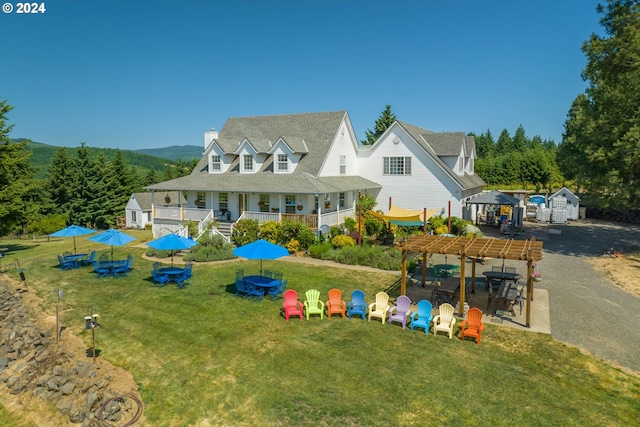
[
  {"x1": 319, "y1": 119, "x2": 360, "y2": 176},
  {"x1": 358, "y1": 125, "x2": 465, "y2": 217}
]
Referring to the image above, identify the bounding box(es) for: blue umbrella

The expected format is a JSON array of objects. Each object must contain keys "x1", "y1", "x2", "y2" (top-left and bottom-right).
[
  {"x1": 147, "y1": 233, "x2": 199, "y2": 267},
  {"x1": 50, "y1": 225, "x2": 96, "y2": 254},
  {"x1": 233, "y1": 239, "x2": 288, "y2": 275},
  {"x1": 88, "y1": 229, "x2": 137, "y2": 261}
]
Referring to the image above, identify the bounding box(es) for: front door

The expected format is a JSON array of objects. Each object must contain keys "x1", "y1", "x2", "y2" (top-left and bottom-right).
[{"x1": 238, "y1": 194, "x2": 244, "y2": 217}]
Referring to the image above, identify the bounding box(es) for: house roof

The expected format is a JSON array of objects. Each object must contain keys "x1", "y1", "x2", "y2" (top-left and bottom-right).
[
  {"x1": 130, "y1": 191, "x2": 186, "y2": 210},
  {"x1": 396, "y1": 121, "x2": 486, "y2": 191},
  {"x1": 465, "y1": 190, "x2": 521, "y2": 206},
  {"x1": 146, "y1": 172, "x2": 381, "y2": 194},
  {"x1": 147, "y1": 111, "x2": 381, "y2": 194}
]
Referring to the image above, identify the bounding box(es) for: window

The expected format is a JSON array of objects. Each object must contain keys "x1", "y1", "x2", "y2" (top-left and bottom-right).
[
  {"x1": 131, "y1": 211, "x2": 137, "y2": 222},
  {"x1": 258, "y1": 194, "x2": 270, "y2": 212},
  {"x1": 285, "y1": 194, "x2": 296, "y2": 213},
  {"x1": 210, "y1": 155, "x2": 221, "y2": 172},
  {"x1": 243, "y1": 154, "x2": 254, "y2": 171},
  {"x1": 219, "y1": 193, "x2": 228, "y2": 211},
  {"x1": 277, "y1": 154, "x2": 288, "y2": 172},
  {"x1": 383, "y1": 156, "x2": 411, "y2": 175},
  {"x1": 340, "y1": 155, "x2": 346, "y2": 175},
  {"x1": 196, "y1": 192, "x2": 206, "y2": 208},
  {"x1": 339, "y1": 192, "x2": 345, "y2": 208}
]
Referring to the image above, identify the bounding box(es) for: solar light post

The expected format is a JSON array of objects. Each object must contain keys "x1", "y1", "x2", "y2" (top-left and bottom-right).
[{"x1": 85, "y1": 313, "x2": 100, "y2": 363}]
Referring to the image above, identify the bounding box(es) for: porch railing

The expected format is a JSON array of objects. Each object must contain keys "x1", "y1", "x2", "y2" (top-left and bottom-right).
[{"x1": 154, "y1": 206, "x2": 212, "y2": 221}]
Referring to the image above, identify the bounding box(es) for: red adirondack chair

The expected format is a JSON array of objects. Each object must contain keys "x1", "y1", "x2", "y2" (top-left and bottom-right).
[{"x1": 282, "y1": 290, "x2": 304, "y2": 321}]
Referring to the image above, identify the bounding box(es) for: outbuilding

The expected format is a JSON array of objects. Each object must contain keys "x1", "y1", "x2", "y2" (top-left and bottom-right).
[{"x1": 549, "y1": 187, "x2": 580, "y2": 221}]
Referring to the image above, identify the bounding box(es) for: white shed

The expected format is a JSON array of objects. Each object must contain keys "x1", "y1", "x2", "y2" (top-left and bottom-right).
[
  {"x1": 126, "y1": 192, "x2": 185, "y2": 229},
  {"x1": 549, "y1": 187, "x2": 580, "y2": 220}
]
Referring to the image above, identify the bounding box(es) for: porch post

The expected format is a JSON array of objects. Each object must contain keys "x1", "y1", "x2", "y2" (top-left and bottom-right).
[
  {"x1": 526, "y1": 250, "x2": 533, "y2": 328},
  {"x1": 459, "y1": 244, "x2": 466, "y2": 314}
]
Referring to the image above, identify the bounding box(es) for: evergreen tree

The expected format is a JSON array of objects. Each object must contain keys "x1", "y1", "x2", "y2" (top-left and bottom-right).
[
  {"x1": 360, "y1": 105, "x2": 397, "y2": 145},
  {"x1": 561, "y1": 0, "x2": 640, "y2": 208},
  {"x1": 495, "y1": 129, "x2": 512, "y2": 153},
  {"x1": 68, "y1": 144, "x2": 101, "y2": 227},
  {"x1": 0, "y1": 99, "x2": 39, "y2": 235},
  {"x1": 512, "y1": 125, "x2": 527, "y2": 152},
  {"x1": 45, "y1": 147, "x2": 75, "y2": 215}
]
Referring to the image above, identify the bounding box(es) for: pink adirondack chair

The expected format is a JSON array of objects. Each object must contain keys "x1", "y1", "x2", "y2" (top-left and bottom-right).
[{"x1": 282, "y1": 290, "x2": 304, "y2": 321}]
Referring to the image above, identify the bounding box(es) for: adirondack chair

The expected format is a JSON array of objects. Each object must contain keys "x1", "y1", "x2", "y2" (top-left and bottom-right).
[
  {"x1": 91, "y1": 261, "x2": 110, "y2": 279},
  {"x1": 79, "y1": 250, "x2": 96, "y2": 266},
  {"x1": 282, "y1": 290, "x2": 304, "y2": 321},
  {"x1": 304, "y1": 289, "x2": 325, "y2": 320},
  {"x1": 368, "y1": 291, "x2": 390, "y2": 324},
  {"x1": 347, "y1": 290, "x2": 367, "y2": 320},
  {"x1": 268, "y1": 279, "x2": 288, "y2": 300},
  {"x1": 57, "y1": 255, "x2": 74, "y2": 271},
  {"x1": 460, "y1": 307, "x2": 485, "y2": 345},
  {"x1": 388, "y1": 295, "x2": 412, "y2": 328},
  {"x1": 410, "y1": 299, "x2": 433, "y2": 335},
  {"x1": 151, "y1": 270, "x2": 171, "y2": 288},
  {"x1": 326, "y1": 288, "x2": 346, "y2": 319},
  {"x1": 432, "y1": 303, "x2": 457, "y2": 339}
]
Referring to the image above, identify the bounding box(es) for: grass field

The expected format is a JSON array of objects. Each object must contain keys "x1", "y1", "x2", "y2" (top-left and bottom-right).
[{"x1": 1, "y1": 232, "x2": 639, "y2": 426}]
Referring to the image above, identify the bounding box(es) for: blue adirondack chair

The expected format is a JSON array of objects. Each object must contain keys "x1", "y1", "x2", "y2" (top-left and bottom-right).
[
  {"x1": 57, "y1": 254, "x2": 75, "y2": 271},
  {"x1": 410, "y1": 299, "x2": 433, "y2": 335},
  {"x1": 91, "y1": 261, "x2": 110, "y2": 278},
  {"x1": 151, "y1": 270, "x2": 171, "y2": 288},
  {"x1": 268, "y1": 279, "x2": 288, "y2": 300},
  {"x1": 79, "y1": 250, "x2": 96, "y2": 266},
  {"x1": 347, "y1": 290, "x2": 367, "y2": 320},
  {"x1": 175, "y1": 263, "x2": 193, "y2": 288}
]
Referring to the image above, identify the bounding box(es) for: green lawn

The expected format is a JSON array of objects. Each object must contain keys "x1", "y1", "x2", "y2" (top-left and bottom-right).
[{"x1": 1, "y1": 232, "x2": 639, "y2": 426}]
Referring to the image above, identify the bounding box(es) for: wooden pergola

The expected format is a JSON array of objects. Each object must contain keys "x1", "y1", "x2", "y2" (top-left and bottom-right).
[{"x1": 400, "y1": 235, "x2": 544, "y2": 327}]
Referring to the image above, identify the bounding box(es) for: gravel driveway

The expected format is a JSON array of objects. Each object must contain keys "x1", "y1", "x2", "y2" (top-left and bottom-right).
[{"x1": 518, "y1": 219, "x2": 640, "y2": 373}]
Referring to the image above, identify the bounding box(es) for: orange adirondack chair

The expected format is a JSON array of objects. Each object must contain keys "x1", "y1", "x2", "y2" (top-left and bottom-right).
[
  {"x1": 460, "y1": 307, "x2": 485, "y2": 344},
  {"x1": 326, "y1": 288, "x2": 347, "y2": 319},
  {"x1": 282, "y1": 290, "x2": 304, "y2": 321}
]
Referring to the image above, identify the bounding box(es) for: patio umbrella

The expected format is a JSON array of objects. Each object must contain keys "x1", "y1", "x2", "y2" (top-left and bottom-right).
[
  {"x1": 233, "y1": 239, "x2": 288, "y2": 275},
  {"x1": 50, "y1": 225, "x2": 96, "y2": 254},
  {"x1": 147, "y1": 233, "x2": 199, "y2": 267},
  {"x1": 88, "y1": 229, "x2": 136, "y2": 262}
]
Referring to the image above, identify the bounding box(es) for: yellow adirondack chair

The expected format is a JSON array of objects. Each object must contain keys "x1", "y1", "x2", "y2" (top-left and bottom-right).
[
  {"x1": 304, "y1": 289, "x2": 325, "y2": 320},
  {"x1": 368, "y1": 291, "x2": 390, "y2": 324},
  {"x1": 432, "y1": 303, "x2": 456, "y2": 339}
]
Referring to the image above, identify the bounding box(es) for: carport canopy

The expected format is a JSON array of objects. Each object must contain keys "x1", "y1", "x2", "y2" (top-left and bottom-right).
[
  {"x1": 400, "y1": 234, "x2": 543, "y2": 327},
  {"x1": 465, "y1": 190, "x2": 520, "y2": 206}
]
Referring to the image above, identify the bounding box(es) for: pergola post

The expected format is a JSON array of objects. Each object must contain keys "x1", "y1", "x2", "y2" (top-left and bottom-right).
[
  {"x1": 459, "y1": 244, "x2": 466, "y2": 315},
  {"x1": 421, "y1": 252, "x2": 428, "y2": 286},
  {"x1": 526, "y1": 249, "x2": 533, "y2": 327},
  {"x1": 401, "y1": 249, "x2": 407, "y2": 296}
]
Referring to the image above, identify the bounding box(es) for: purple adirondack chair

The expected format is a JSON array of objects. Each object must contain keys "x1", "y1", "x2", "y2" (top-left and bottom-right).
[{"x1": 388, "y1": 295, "x2": 412, "y2": 328}]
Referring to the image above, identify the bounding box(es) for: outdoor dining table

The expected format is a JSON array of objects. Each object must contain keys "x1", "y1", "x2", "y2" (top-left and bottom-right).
[
  {"x1": 435, "y1": 277, "x2": 460, "y2": 305},
  {"x1": 63, "y1": 253, "x2": 87, "y2": 269},
  {"x1": 158, "y1": 267, "x2": 185, "y2": 282},
  {"x1": 244, "y1": 275, "x2": 281, "y2": 292},
  {"x1": 494, "y1": 281, "x2": 519, "y2": 316},
  {"x1": 482, "y1": 271, "x2": 522, "y2": 284}
]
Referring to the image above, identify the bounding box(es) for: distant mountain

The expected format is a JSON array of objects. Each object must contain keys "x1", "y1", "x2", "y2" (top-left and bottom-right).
[
  {"x1": 12, "y1": 139, "x2": 184, "y2": 179},
  {"x1": 132, "y1": 145, "x2": 203, "y2": 161}
]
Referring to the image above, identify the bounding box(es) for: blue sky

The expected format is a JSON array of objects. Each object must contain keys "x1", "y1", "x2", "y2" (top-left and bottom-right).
[{"x1": 2, "y1": 0, "x2": 603, "y2": 150}]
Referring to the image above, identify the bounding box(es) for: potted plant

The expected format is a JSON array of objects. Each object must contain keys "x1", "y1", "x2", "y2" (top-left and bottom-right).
[
  {"x1": 531, "y1": 272, "x2": 543, "y2": 282},
  {"x1": 297, "y1": 205, "x2": 303, "y2": 211}
]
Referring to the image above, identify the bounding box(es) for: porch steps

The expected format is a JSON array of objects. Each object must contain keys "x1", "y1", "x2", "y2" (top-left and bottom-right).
[{"x1": 214, "y1": 222, "x2": 233, "y2": 239}]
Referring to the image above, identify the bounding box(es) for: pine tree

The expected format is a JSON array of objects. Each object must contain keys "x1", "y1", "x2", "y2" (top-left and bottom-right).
[{"x1": 360, "y1": 105, "x2": 397, "y2": 145}]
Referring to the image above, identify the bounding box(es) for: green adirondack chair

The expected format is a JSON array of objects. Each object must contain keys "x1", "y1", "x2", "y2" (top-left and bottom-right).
[{"x1": 304, "y1": 289, "x2": 325, "y2": 320}]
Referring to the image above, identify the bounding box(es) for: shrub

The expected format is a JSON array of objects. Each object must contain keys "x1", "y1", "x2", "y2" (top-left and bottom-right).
[
  {"x1": 329, "y1": 225, "x2": 342, "y2": 238},
  {"x1": 434, "y1": 225, "x2": 449, "y2": 235},
  {"x1": 185, "y1": 234, "x2": 235, "y2": 262},
  {"x1": 343, "y1": 216, "x2": 357, "y2": 232},
  {"x1": 364, "y1": 218, "x2": 384, "y2": 237},
  {"x1": 258, "y1": 220, "x2": 279, "y2": 243},
  {"x1": 322, "y1": 245, "x2": 402, "y2": 270},
  {"x1": 450, "y1": 217, "x2": 470, "y2": 236},
  {"x1": 285, "y1": 238, "x2": 301, "y2": 254},
  {"x1": 308, "y1": 242, "x2": 333, "y2": 258},
  {"x1": 232, "y1": 219, "x2": 260, "y2": 246},
  {"x1": 331, "y1": 234, "x2": 356, "y2": 248},
  {"x1": 26, "y1": 214, "x2": 68, "y2": 235}
]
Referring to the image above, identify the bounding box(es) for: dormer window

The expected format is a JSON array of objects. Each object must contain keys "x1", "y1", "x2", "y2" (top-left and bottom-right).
[
  {"x1": 243, "y1": 154, "x2": 254, "y2": 172},
  {"x1": 210, "y1": 155, "x2": 221, "y2": 172},
  {"x1": 277, "y1": 154, "x2": 289, "y2": 172}
]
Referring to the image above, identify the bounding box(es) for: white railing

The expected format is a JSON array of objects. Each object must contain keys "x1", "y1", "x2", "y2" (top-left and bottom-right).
[
  {"x1": 154, "y1": 207, "x2": 212, "y2": 221},
  {"x1": 197, "y1": 210, "x2": 214, "y2": 236},
  {"x1": 242, "y1": 211, "x2": 280, "y2": 223}
]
